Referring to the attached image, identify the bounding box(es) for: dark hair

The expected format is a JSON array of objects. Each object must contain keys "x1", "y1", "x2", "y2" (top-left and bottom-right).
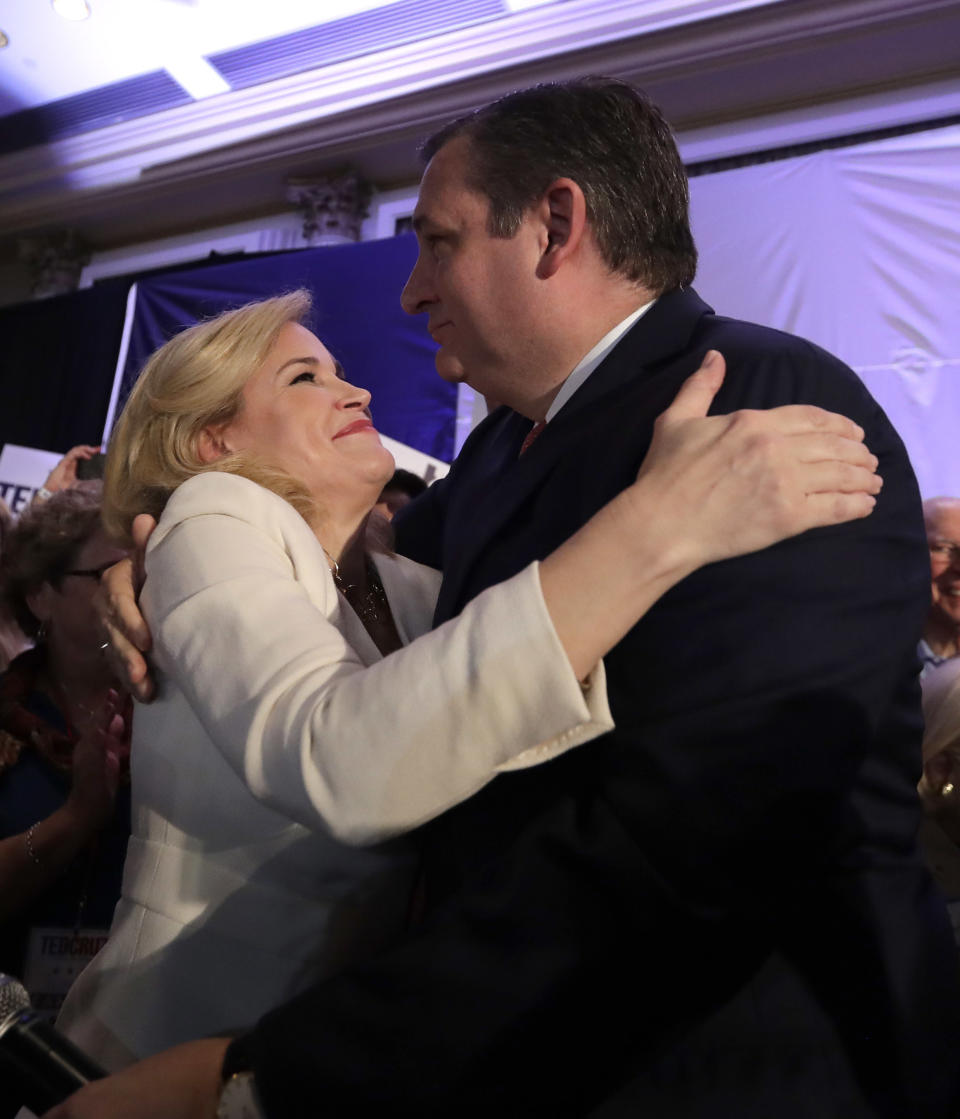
[
  {"x1": 380, "y1": 469, "x2": 428, "y2": 501},
  {"x1": 0, "y1": 483, "x2": 104, "y2": 638},
  {"x1": 422, "y1": 77, "x2": 697, "y2": 293}
]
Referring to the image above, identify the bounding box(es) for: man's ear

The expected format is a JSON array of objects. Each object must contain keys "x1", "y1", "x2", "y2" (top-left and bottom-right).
[
  {"x1": 196, "y1": 423, "x2": 233, "y2": 464},
  {"x1": 536, "y1": 178, "x2": 587, "y2": 279},
  {"x1": 26, "y1": 583, "x2": 54, "y2": 625}
]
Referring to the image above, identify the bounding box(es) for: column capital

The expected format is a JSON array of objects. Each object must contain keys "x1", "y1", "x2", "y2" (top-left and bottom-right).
[
  {"x1": 286, "y1": 172, "x2": 373, "y2": 246},
  {"x1": 18, "y1": 230, "x2": 91, "y2": 299}
]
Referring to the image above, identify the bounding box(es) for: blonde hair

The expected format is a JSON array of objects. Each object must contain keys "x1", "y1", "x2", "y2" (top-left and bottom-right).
[{"x1": 103, "y1": 291, "x2": 317, "y2": 544}]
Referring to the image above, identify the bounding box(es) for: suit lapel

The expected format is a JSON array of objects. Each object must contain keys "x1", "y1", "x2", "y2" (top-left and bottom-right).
[
  {"x1": 435, "y1": 288, "x2": 715, "y2": 622},
  {"x1": 433, "y1": 407, "x2": 536, "y2": 621},
  {"x1": 550, "y1": 287, "x2": 714, "y2": 426}
]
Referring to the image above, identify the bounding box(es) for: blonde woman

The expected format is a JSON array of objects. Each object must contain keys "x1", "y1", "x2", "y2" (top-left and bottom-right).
[{"x1": 57, "y1": 291, "x2": 880, "y2": 1068}]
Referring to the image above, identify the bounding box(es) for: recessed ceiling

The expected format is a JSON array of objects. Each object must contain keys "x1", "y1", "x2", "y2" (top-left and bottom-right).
[
  {"x1": 1, "y1": 0, "x2": 560, "y2": 112},
  {"x1": 0, "y1": 0, "x2": 957, "y2": 266},
  {"x1": 0, "y1": 0, "x2": 545, "y2": 151}
]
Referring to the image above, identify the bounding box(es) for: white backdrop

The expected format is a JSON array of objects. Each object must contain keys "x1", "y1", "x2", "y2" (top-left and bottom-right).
[{"x1": 690, "y1": 121, "x2": 960, "y2": 500}]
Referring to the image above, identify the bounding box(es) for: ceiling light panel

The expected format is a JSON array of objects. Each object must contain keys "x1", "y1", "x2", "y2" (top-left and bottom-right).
[
  {"x1": 210, "y1": 0, "x2": 505, "y2": 91},
  {"x1": 51, "y1": 0, "x2": 91, "y2": 21}
]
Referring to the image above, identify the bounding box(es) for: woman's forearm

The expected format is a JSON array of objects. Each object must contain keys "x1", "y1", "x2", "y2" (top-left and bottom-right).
[
  {"x1": 538, "y1": 486, "x2": 691, "y2": 682},
  {"x1": 0, "y1": 804, "x2": 91, "y2": 923}
]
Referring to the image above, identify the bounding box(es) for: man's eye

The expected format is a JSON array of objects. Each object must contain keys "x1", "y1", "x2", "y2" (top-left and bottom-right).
[{"x1": 291, "y1": 371, "x2": 315, "y2": 385}]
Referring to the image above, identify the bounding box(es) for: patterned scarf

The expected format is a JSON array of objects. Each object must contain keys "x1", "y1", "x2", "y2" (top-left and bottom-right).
[{"x1": 0, "y1": 646, "x2": 131, "y2": 781}]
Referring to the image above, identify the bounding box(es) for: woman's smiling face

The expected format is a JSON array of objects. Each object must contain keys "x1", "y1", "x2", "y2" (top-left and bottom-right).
[{"x1": 209, "y1": 321, "x2": 395, "y2": 516}]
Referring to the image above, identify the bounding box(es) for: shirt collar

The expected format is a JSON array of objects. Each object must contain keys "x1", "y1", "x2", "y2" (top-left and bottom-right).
[{"x1": 544, "y1": 298, "x2": 656, "y2": 424}]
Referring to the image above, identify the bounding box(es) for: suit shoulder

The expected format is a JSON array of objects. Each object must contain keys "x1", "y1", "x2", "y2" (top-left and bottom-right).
[
  {"x1": 451, "y1": 405, "x2": 520, "y2": 463},
  {"x1": 696, "y1": 315, "x2": 876, "y2": 417}
]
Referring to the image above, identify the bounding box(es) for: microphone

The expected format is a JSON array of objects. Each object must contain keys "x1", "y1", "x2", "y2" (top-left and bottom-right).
[{"x1": 0, "y1": 973, "x2": 105, "y2": 1113}]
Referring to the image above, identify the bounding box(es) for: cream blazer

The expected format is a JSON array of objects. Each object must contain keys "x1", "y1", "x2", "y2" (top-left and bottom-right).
[{"x1": 58, "y1": 472, "x2": 612, "y2": 1067}]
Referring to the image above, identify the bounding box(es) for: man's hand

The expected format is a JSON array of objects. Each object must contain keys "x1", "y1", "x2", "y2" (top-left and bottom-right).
[
  {"x1": 41, "y1": 444, "x2": 102, "y2": 494},
  {"x1": 97, "y1": 514, "x2": 157, "y2": 702},
  {"x1": 42, "y1": 1037, "x2": 230, "y2": 1119},
  {"x1": 633, "y1": 350, "x2": 882, "y2": 572}
]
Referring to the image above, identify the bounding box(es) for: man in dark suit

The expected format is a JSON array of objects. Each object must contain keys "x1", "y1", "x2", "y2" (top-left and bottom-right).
[{"x1": 50, "y1": 80, "x2": 960, "y2": 1119}]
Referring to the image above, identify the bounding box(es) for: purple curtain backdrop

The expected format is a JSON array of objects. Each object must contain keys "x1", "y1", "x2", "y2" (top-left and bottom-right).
[{"x1": 119, "y1": 234, "x2": 453, "y2": 463}]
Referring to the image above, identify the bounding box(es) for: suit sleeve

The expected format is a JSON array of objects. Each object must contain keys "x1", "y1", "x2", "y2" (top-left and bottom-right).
[
  {"x1": 233, "y1": 341, "x2": 946, "y2": 1117},
  {"x1": 143, "y1": 474, "x2": 612, "y2": 845}
]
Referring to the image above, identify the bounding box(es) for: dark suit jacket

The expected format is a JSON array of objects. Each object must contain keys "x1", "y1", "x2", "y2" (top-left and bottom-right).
[{"x1": 239, "y1": 289, "x2": 960, "y2": 1117}]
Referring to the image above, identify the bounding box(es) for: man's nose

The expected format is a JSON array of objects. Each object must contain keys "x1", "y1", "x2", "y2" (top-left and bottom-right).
[{"x1": 401, "y1": 257, "x2": 432, "y2": 316}]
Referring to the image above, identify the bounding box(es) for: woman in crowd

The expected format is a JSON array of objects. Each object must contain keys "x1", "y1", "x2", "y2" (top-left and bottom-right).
[
  {"x1": 57, "y1": 291, "x2": 880, "y2": 1068},
  {"x1": 0, "y1": 484, "x2": 129, "y2": 1018},
  {"x1": 0, "y1": 500, "x2": 30, "y2": 670},
  {"x1": 0, "y1": 444, "x2": 106, "y2": 673}
]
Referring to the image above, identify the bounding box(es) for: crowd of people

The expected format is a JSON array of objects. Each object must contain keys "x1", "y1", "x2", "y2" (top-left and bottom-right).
[{"x1": 0, "y1": 77, "x2": 958, "y2": 1119}]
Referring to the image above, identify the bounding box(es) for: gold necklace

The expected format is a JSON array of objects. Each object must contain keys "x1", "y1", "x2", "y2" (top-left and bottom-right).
[{"x1": 326, "y1": 552, "x2": 390, "y2": 625}]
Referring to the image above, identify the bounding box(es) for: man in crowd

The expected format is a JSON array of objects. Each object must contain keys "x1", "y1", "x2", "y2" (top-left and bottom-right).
[
  {"x1": 373, "y1": 467, "x2": 428, "y2": 521},
  {"x1": 920, "y1": 496, "x2": 960, "y2": 675},
  {"x1": 49, "y1": 79, "x2": 960, "y2": 1119}
]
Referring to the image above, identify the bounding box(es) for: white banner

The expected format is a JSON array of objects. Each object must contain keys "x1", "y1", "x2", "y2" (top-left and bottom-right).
[
  {"x1": 0, "y1": 444, "x2": 60, "y2": 516},
  {"x1": 690, "y1": 121, "x2": 960, "y2": 499}
]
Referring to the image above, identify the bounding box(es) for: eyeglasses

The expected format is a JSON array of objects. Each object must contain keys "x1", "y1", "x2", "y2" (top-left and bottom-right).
[
  {"x1": 929, "y1": 540, "x2": 960, "y2": 565},
  {"x1": 62, "y1": 562, "x2": 116, "y2": 582}
]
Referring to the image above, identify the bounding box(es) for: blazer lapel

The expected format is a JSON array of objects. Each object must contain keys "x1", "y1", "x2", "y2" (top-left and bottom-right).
[{"x1": 373, "y1": 553, "x2": 441, "y2": 644}]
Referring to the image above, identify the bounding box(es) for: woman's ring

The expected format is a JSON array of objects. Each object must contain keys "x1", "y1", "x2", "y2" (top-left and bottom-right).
[{"x1": 942, "y1": 782, "x2": 955, "y2": 797}]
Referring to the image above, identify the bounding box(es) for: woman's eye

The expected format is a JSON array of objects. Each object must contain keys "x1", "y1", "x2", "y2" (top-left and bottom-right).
[{"x1": 291, "y1": 371, "x2": 315, "y2": 385}]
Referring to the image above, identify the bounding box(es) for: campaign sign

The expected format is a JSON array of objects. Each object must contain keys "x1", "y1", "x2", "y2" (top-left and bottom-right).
[
  {"x1": 0, "y1": 445, "x2": 60, "y2": 516},
  {"x1": 379, "y1": 436, "x2": 449, "y2": 485}
]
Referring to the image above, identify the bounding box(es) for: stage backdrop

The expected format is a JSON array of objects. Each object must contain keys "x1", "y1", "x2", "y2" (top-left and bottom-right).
[
  {"x1": 4, "y1": 121, "x2": 959, "y2": 499},
  {"x1": 690, "y1": 120, "x2": 960, "y2": 500},
  {"x1": 111, "y1": 234, "x2": 454, "y2": 468}
]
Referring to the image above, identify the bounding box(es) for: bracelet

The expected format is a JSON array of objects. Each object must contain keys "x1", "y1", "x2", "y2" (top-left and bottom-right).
[
  {"x1": 34, "y1": 486, "x2": 55, "y2": 503},
  {"x1": 25, "y1": 823, "x2": 42, "y2": 866}
]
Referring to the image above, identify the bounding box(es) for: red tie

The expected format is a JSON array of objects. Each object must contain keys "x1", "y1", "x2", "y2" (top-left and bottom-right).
[{"x1": 519, "y1": 420, "x2": 546, "y2": 457}]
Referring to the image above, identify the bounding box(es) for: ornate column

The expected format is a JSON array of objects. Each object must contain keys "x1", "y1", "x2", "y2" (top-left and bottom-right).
[
  {"x1": 18, "y1": 230, "x2": 91, "y2": 299},
  {"x1": 286, "y1": 172, "x2": 373, "y2": 246}
]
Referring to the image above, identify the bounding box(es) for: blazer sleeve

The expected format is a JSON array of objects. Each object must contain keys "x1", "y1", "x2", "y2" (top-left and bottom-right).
[{"x1": 142, "y1": 473, "x2": 613, "y2": 844}]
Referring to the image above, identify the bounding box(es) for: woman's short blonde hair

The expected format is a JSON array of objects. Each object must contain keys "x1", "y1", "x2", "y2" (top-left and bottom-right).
[{"x1": 103, "y1": 291, "x2": 316, "y2": 544}]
